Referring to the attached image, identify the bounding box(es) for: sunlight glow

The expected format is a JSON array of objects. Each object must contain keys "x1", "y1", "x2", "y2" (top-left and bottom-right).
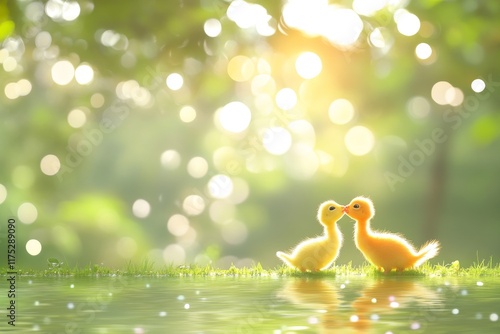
[
  {"x1": 18, "y1": 202, "x2": 38, "y2": 224},
  {"x1": 415, "y1": 43, "x2": 432, "y2": 60},
  {"x1": 471, "y1": 79, "x2": 485, "y2": 93},
  {"x1": 132, "y1": 199, "x2": 151, "y2": 218},
  {"x1": 217, "y1": 101, "x2": 252, "y2": 133},
  {"x1": 328, "y1": 99, "x2": 355, "y2": 125},
  {"x1": 51, "y1": 60, "x2": 75, "y2": 85},
  {"x1": 40, "y1": 154, "x2": 61, "y2": 176},
  {"x1": 26, "y1": 239, "x2": 42, "y2": 256},
  {"x1": 282, "y1": 1, "x2": 363, "y2": 47},
  {"x1": 353, "y1": 0, "x2": 387, "y2": 16},
  {"x1": 204, "y1": 18, "x2": 222, "y2": 37},
  {"x1": 262, "y1": 127, "x2": 292, "y2": 155},
  {"x1": 227, "y1": 0, "x2": 274, "y2": 36},
  {"x1": 395, "y1": 9, "x2": 420, "y2": 36},
  {"x1": 345, "y1": 126, "x2": 375, "y2": 156},
  {"x1": 275, "y1": 88, "x2": 297, "y2": 110},
  {"x1": 295, "y1": 52, "x2": 322, "y2": 79},
  {"x1": 324, "y1": 8, "x2": 363, "y2": 46}
]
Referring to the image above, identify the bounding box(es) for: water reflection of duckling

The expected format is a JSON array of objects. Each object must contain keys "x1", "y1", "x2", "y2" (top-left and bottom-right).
[
  {"x1": 276, "y1": 200, "x2": 344, "y2": 272},
  {"x1": 350, "y1": 278, "x2": 440, "y2": 332},
  {"x1": 278, "y1": 278, "x2": 341, "y2": 332},
  {"x1": 343, "y1": 196, "x2": 440, "y2": 272}
]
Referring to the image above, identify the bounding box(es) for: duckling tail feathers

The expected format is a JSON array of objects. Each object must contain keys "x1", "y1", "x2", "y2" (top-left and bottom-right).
[
  {"x1": 414, "y1": 240, "x2": 440, "y2": 267},
  {"x1": 276, "y1": 251, "x2": 295, "y2": 267}
]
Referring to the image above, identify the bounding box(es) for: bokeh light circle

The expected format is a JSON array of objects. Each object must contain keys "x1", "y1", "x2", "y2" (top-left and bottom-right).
[
  {"x1": 132, "y1": 199, "x2": 151, "y2": 218},
  {"x1": 328, "y1": 99, "x2": 355, "y2": 125},
  {"x1": 262, "y1": 127, "x2": 292, "y2": 155},
  {"x1": 18, "y1": 202, "x2": 38, "y2": 224},
  {"x1": 345, "y1": 126, "x2": 375, "y2": 156},
  {"x1": 217, "y1": 101, "x2": 252, "y2": 133},
  {"x1": 51, "y1": 60, "x2": 74, "y2": 85},
  {"x1": 471, "y1": 79, "x2": 485, "y2": 93},
  {"x1": 182, "y1": 195, "x2": 205, "y2": 216},
  {"x1": 395, "y1": 10, "x2": 420, "y2": 36},
  {"x1": 295, "y1": 52, "x2": 322, "y2": 79},
  {"x1": 166, "y1": 73, "x2": 184, "y2": 90},
  {"x1": 275, "y1": 88, "x2": 297, "y2": 111},
  {"x1": 167, "y1": 214, "x2": 190, "y2": 236},
  {"x1": 161, "y1": 150, "x2": 181, "y2": 170},
  {"x1": 204, "y1": 18, "x2": 222, "y2": 37},
  {"x1": 40, "y1": 154, "x2": 61, "y2": 176},
  {"x1": 26, "y1": 239, "x2": 42, "y2": 256},
  {"x1": 187, "y1": 157, "x2": 208, "y2": 178},
  {"x1": 208, "y1": 174, "x2": 233, "y2": 199}
]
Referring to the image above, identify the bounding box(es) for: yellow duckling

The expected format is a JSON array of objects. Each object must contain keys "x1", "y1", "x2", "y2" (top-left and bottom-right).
[
  {"x1": 343, "y1": 196, "x2": 440, "y2": 272},
  {"x1": 276, "y1": 200, "x2": 344, "y2": 272}
]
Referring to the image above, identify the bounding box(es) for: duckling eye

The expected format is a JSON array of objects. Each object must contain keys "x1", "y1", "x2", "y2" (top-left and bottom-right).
[
  {"x1": 329, "y1": 206, "x2": 335, "y2": 211},
  {"x1": 353, "y1": 204, "x2": 360, "y2": 209}
]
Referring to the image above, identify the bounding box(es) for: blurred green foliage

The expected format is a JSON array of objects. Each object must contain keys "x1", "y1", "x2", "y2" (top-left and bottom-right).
[{"x1": 1, "y1": 0, "x2": 499, "y2": 269}]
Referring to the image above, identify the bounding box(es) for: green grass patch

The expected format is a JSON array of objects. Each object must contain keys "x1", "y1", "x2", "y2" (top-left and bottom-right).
[{"x1": 2, "y1": 258, "x2": 500, "y2": 278}]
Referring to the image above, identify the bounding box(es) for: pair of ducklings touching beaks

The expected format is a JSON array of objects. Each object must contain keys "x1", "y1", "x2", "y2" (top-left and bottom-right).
[{"x1": 276, "y1": 196, "x2": 440, "y2": 273}]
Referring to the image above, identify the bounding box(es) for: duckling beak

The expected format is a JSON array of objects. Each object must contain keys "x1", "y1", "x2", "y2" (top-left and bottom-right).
[{"x1": 343, "y1": 206, "x2": 349, "y2": 214}]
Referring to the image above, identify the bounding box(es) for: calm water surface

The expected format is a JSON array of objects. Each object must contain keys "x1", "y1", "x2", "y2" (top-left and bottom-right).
[{"x1": 2, "y1": 275, "x2": 499, "y2": 333}]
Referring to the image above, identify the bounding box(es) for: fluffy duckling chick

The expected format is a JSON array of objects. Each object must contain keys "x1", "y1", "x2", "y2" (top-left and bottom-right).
[
  {"x1": 343, "y1": 196, "x2": 440, "y2": 272},
  {"x1": 276, "y1": 200, "x2": 344, "y2": 272}
]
